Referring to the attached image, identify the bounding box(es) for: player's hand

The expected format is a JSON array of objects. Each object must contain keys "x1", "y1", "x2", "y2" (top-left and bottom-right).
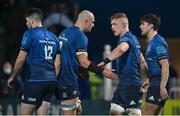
[
  {"x1": 8, "y1": 76, "x2": 15, "y2": 88},
  {"x1": 160, "y1": 87, "x2": 168, "y2": 100},
  {"x1": 141, "y1": 79, "x2": 149, "y2": 93},
  {"x1": 97, "y1": 62, "x2": 106, "y2": 68},
  {"x1": 102, "y1": 69, "x2": 117, "y2": 80}
]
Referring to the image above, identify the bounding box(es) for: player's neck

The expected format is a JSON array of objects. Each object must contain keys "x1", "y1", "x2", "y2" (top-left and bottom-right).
[
  {"x1": 120, "y1": 29, "x2": 129, "y2": 37},
  {"x1": 147, "y1": 31, "x2": 157, "y2": 42},
  {"x1": 74, "y1": 23, "x2": 83, "y2": 32},
  {"x1": 32, "y1": 23, "x2": 42, "y2": 28}
]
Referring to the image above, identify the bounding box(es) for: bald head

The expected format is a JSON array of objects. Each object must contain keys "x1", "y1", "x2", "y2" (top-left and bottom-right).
[
  {"x1": 77, "y1": 10, "x2": 94, "y2": 21},
  {"x1": 75, "y1": 10, "x2": 95, "y2": 32}
]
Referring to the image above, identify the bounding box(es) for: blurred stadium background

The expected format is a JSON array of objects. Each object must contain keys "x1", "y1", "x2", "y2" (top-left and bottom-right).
[{"x1": 0, "y1": 0, "x2": 180, "y2": 115}]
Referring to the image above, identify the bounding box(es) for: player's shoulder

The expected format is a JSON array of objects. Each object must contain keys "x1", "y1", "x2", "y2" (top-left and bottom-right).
[
  {"x1": 154, "y1": 34, "x2": 167, "y2": 45},
  {"x1": 24, "y1": 28, "x2": 33, "y2": 36},
  {"x1": 60, "y1": 26, "x2": 85, "y2": 39},
  {"x1": 47, "y1": 29, "x2": 58, "y2": 39},
  {"x1": 25, "y1": 27, "x2": 44, "y2": 36},
  {"x1": 120, "y1": 31, "x2": 139, "y2": 43},
  {"x1": 127, "y1": 31, "x2": 139, "y2": 40},
  {"x1": 64, "y1": 26, "x2": 82, "y2": 35}
]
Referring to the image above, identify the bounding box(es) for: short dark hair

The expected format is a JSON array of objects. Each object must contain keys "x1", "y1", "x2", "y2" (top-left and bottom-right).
[
  {"x1": 140, "y1": 13, "x2": 161, "y2": 31},
  {"x1": 25, "y1": 7, "x2": 43, "y2": 21},
  {"x1": 110, "y1": 12, "x2": 128, "y2": 21}
]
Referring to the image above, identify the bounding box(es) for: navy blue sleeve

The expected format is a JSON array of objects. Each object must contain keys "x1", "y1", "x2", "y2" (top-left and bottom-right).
[
  {"x1": 21, "y1": 31, "x2": 32, "y2": 52},
  {"x1": 154, "y1": 44, "x2": 168, "y2": 60},
  {"x1": 118, "y1": 37, "x2": 131, "y2": 46},
  {"x1": 75, "y1": 33, "x2": 88, "y2": 53}
]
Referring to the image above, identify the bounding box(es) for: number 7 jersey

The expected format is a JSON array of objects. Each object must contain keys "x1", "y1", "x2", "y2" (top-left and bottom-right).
[
  {"x1": 57, "y1": 26, "x2": 88, "y2": 88},
  {"x1": 20, "y1": 27, "x2": 60, "y2": 83}
]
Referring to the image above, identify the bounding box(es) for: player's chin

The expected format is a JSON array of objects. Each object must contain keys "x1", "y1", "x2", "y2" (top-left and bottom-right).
[
  {"x1": 88, "y1": 28, "x2": 92, "y2": 32},
  {"x1": 86, "y1": 29, "x2": 91, "y2": 32},
  {"x1": 141, "y1": 31, "x2": 146, "y2": 36},
  {"x1": 114, "y1": 33, "x2": 118, "y2": 36}
]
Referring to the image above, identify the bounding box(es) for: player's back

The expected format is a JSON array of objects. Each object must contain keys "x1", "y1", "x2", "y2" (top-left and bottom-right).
[
  {"x1": 116, "y1": 32, "x2": 142, "y2": 86},
  {"x1": 21, "y1": 27, "x2": 59, "y2": 83},
  {"x1": 58, "y1": 26, "x2": 88, "y2": 88}
]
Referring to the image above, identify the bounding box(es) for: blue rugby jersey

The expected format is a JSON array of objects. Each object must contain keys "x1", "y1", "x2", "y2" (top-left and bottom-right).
[
  {"x1": 20, "y1": 27, "x2": 60, "y2": 83},
  {"x1": 146, "y1": 34, "x2": 169, "y2": 86},
  {"x1": 116, "y1": 31, "x2": 142, "y2": 86},
  {"x1": 58, "y1": 26, "x2": 88, "y2": 88}
]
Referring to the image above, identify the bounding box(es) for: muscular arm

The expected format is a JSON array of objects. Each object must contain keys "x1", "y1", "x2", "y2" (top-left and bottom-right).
[
  {"x1": 77, "y1": 53, "x2": 91, "y2": 68},
  {"x1": 106, "y1": 42, "x2": 129, "y2": 61},
  {"x1": 159, "y1": 58, "x2": 169, "y2": 100},
  {"x1": 11, "y1": 50, "x2": 27, "y2": 78},
  {"x1": 159, "y1": 59, "x2": 169, "y2": 89},
  {"x1": 140, "y1": 53, "x2": 150, "y2": 93},
  {"x1": 8, "y1": 50, "x2": 27, "y2": 88},
  {"x1": 140, "y1": 53, "x2": 149, "y2": 80},
  {"x1": 54, "y1": 54, "x2": 61, "y2": 76}
]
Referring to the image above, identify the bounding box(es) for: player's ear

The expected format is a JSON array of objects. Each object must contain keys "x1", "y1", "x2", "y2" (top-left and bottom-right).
[
  {"x1": 30, "y1": 18, "x2": 35, "y2": 26},
  {"x1": 149, "y1": 24, "x2": 154, "y2": 29},
  {"x1": 123, "y1": 22, "x2": 127, "y2": 28},
  {"x1": 84, "y1": 19, "x2": 89, "y2": 25}
]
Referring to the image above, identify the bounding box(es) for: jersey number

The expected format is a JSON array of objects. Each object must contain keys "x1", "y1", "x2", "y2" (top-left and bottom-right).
[
  {"x1": 59, "y1": 41, "x2": 63, "y2": 50},
  {"x1": 44, "y1": 45, "x2": 53, "y2": 59}
]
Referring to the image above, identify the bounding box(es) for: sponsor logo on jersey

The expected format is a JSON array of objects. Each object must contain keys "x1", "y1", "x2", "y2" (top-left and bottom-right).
[{"x1": 28, "y1": 97, "x2": 36, "y2": 102}]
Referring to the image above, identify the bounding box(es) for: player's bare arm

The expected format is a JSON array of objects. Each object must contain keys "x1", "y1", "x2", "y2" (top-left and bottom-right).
[
  {"x1": 98, "y1": 42, "x2": 129, "y2": 67},
  {"x1": 8, "y1": 50, "x2": 27, "y2": 88},
  {"x1": 140, "y1": 53, "x2": 149, "y2": 78},
  {"x1": 159, "y1": 58, "x2": 169, "y2": 100},
  {"x1": 140, "y1": 53, "x2": 150, "y2": 93},
  {"x1": 54, "y1": 54, "x2": 61, "y2": 76},
  {"x1": 77, "y1": 52, "x2": 91, "y2": 68}
]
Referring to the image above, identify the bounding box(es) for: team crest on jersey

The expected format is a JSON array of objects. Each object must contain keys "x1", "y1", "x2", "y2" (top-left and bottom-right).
[{"x1": 156, "y1": 46, "x2": 166, "y2": 54}]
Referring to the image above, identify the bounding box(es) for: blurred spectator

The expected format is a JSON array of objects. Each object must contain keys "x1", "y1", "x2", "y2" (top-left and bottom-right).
[
  {"x1": 0, "y1": 62, "x2": 23, "y2": 98},
  {"x1": 0, "y1": 62, "x2": 13, "y2": 98}
]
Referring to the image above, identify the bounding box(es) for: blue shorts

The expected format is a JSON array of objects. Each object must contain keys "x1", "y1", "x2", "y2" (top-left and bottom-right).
[
  {"x1": 112, "y1": 85, "x2": 143, "y2": 109},
  {"x1": 21, "y1": 81, "x2": 57, "y2": 106},
  {"x1": 145, "y1": 85, "x2": 170, "y2": 107},
  {"x1": 55, "y1": 85, "x2": 80, "y2": 101}
]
